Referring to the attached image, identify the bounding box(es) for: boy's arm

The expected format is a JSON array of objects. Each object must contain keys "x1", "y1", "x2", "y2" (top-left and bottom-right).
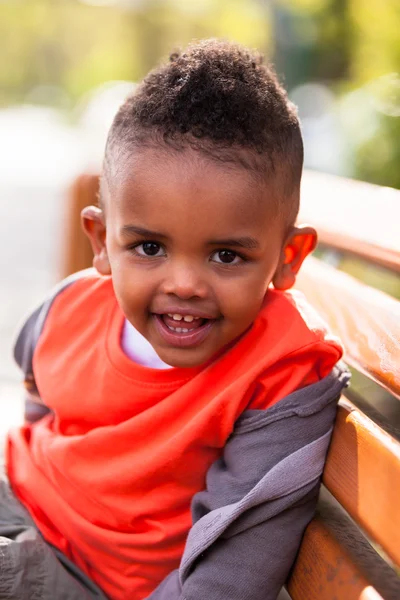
[
  {"x1": 147, "y1": 365, "x2": 349, "y2": 600},
  {"x1": 14, "y1": 302, "x2": 51, "y2": 421},
  {"x1": 13, "y1": 271, "x2": 90, "y2": 421}
]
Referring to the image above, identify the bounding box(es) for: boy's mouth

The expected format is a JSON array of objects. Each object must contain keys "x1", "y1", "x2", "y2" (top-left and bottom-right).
[
  {"x1": 162, "y1": 313, "x2": 205, "y2": 332},
  {"x1": 153, "y1": 313, "x2": 216, "y2": 348}
]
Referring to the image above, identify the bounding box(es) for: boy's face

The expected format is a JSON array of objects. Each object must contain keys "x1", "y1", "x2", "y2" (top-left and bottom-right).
[{"x1": 84, "y1": 147, "x2": 315, "y2": 368}]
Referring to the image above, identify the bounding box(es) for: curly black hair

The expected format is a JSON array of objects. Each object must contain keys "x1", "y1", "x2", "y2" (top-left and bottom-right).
[{"x1": 105, "y1": 39, "x2": 303, "y2": 223}]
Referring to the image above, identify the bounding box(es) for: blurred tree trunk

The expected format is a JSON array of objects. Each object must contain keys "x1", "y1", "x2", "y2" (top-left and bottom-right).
[{"x1": 271, "y1": 0, "x2": 352, "y2": 89}]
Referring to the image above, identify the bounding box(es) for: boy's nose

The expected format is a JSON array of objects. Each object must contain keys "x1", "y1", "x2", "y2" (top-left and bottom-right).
[{"x1": 160, "y1": 262, "x2": 208, "y2": 300}]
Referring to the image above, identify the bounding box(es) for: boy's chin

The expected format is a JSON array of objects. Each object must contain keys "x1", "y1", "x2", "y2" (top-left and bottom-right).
[
  {"x1": 154, "y1": 342, "x2": 223, "y2": 369},
  {"x1": 153, "y1": 331, "x2": 242, "y2": 369},
  {"x1": 156, "y1": 348, "x2": 211, "y2": 369}
]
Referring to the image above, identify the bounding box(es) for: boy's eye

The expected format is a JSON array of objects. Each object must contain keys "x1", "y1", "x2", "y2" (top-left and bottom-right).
[
  {"x1": 135, "y1": 242, "x2": 166, "y2": 257},
  {"x1": 211, "y1": 250, "x2": 241, "y2": 265}
]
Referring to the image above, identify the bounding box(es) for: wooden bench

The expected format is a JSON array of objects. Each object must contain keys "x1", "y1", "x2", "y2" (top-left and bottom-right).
[
  {"x1": 61, "y1": 170, "x2": 400, "y2": 599},
  {"x1": 286, "y1": 172, "x2": 400, "y2": 599}
]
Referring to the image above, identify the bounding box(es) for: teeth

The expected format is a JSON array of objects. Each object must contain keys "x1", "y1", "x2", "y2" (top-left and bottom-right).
[
  {"x1": 167, "y1": 326, "x2": 190, "y2": 333},
  {"x1": 167, "y1": 313, "x2": 200, "y2": 322}
]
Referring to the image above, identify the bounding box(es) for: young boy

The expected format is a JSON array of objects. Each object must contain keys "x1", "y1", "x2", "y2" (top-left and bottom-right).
[{"x1": 3, "y1": 40, "x2": 348, "y2": 600}]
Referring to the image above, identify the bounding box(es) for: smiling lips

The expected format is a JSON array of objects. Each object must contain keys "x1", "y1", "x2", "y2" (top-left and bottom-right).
[{"x1": 153, "y1": 313, "x2": 216, "y2": 348}]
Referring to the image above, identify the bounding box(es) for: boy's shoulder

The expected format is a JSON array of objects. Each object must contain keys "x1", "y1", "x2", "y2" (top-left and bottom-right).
[
  {"x1": 14, "y1": 269, "x2": 114, "y2": 382},
  {"x1": 256, "y1": 287, "x2": 341, "y2": 351},
  {"x1": 236, "y1": 289, "x2": 344, "y2": 411},
  {"x1": 49, "y1": 268, "x2": 112, "y2": 305},
  {"x1": 39, "y1": 269, "x2": 113, "y2": 324}
]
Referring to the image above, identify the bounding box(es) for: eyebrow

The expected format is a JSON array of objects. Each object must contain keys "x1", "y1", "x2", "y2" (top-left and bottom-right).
[
  {"x1": 208, "y1": 237, "x2": 260, "y2": 249},
  {"x1": 120, "y1": 225, "x2": 169, "y2": 240},
  {"x1": 119, "y1": 225, "x2": 259, "y2": 250}
]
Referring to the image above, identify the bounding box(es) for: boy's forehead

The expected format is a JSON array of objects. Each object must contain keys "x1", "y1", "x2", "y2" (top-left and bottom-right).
[{"x1": 105, "y1": 146, "x2": 283, "y2": 226}]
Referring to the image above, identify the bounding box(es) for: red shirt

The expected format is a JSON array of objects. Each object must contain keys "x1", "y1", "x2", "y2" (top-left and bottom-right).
[{"x1": 7, "y1": 273, "x2": 342, "y2": 599}]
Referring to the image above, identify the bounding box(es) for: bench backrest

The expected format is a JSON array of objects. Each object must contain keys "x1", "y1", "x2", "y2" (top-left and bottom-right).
[
  {"x1": 62, "y1": 170, "x2": 400, "y2": 599},
  {"x1": 287, "y1": 172, "x2": 400, "y2": 599}
]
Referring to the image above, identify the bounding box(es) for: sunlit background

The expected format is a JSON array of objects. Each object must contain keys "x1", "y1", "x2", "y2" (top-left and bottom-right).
[{"x1": 0, "y1": 0, "x2": 399, "y2": 431}]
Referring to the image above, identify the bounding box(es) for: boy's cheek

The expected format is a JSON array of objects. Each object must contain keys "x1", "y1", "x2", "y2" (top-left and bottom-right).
[
  {"x1": 112, "y1": 285, "x2": 146, "y2": 323},
  {"x1": 222, "y1": 298, "x2": 265, "y2": 333},
  {"x1": 223, "y1": 280, "x2": 268, "y2": 313}
]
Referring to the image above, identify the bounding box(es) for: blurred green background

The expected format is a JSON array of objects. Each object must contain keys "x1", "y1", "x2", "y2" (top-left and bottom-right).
[{"x1": 1, "y1": 0, "x2": 399, "y2": 188}]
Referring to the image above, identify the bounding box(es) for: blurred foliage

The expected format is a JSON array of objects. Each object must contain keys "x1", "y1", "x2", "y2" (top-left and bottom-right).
[
  {"x1": 354, "y1": 113, "x2": 400, "y2": 189},
  {"x1": 0, "y1": 0, "x2": 270, "y2": 105},
  {"x1": 0, "y1": 0, "x2": 399, "y2": 188}
]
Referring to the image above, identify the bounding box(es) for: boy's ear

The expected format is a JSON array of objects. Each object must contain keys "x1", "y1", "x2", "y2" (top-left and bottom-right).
[
  {"x1": 81, "y1": 206, "x2": 111, "y2": 276},
  {"x1": 272, "y1": 225, "x2": 317, "y2": 291}
]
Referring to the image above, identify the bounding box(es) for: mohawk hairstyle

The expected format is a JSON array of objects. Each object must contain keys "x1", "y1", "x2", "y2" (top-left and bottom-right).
[{"x1": 104, "y1": 39, "x2": 303, "y2": 223}]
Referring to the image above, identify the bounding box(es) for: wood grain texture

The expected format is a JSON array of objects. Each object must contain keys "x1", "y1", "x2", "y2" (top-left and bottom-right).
[
  {"x1": 288, "y1": 487, "x2": 400, "y2": 600},
  {"x1": 299, "y1": 171, "x2": 400, "y2": 255},
  {"x1": 295, "y1": 257, "x2": 400, "y2": 399},
  {"x1": 60, "y1": 173, "x2": 98, "y2": 278},
  {"x1": 287, "y1": 515, "x2": 384, "y2": 600},
  {"x1": 323, "y1": 400, "x2": 400, "y2": 568}
]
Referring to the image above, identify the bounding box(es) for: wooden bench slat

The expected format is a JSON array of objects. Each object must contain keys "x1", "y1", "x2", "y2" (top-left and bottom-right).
[
  {"x1": 316, "y1": 228, "x2": 400, "y2": 274},
  {"x1": 299, "y1": 171, "x2": 400, "y2": 255},
  {"x1": 287, "y1": 488, "x2": 400, "y2": 600},
  {"x1": 287, "y1": 516, "x2": 384, "y2": 600},
  {"x1": 295, "y1": 257, "x2": 400, "y2": 399},
  {"x1": 323, "y1": 401, "x2": 400, "y2": 568}
]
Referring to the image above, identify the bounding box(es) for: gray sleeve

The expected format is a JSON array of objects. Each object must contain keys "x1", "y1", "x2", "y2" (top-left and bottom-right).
[
  {"x1": 13, "y1": 302, "x2": 52, "y2": 421},
  {"x1": 148, "y1": 483, "x2": 319, "y2": 600},
  {"x1": 147, "y1": 366, "x2": 350, "y2": 600}
]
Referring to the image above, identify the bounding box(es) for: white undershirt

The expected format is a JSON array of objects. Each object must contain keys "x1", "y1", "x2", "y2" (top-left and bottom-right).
[{"x1": 121, "y1": 319, "x2": 173, "y2": 370}]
